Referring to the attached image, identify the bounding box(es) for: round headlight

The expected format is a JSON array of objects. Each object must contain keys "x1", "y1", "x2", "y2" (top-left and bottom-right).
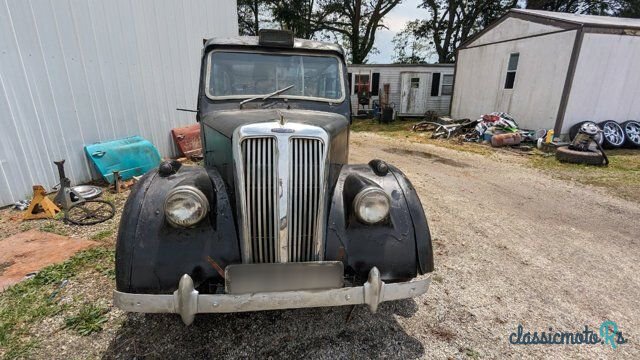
[
  {"x1": 353, "y1": 187, "x2": 390, "y2": 225},
  {"x1": 164, "y1": 186, "x2": 209, "y2": 227}
]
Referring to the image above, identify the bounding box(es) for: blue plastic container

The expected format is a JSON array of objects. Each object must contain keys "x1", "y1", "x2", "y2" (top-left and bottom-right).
[{"x1": 84, "y1": 136, "x2": 161, "y2": 184}]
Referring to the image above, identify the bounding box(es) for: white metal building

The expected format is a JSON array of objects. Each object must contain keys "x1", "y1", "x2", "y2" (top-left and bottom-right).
[
  {"x1": 451, "y1": 9, "x2": 640, "y2": 136},
  {"x1": 348, "y1": 64, "x2": 455, "y2": 116},
  {"x1": 0, "y1": 0, "x2": 238, "y2": 206}
]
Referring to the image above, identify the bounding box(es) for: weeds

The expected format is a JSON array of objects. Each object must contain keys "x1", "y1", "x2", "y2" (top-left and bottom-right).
[
  {"x1": 0, "y1": 247, "x2": 114, "y2": 357},
  {"x1": 64, "y1": 304, "x2": 109, "y2": 336},
  {"x1": 91, "y1": 230, "x2": 114, "y2": 241},
  {"x1": 350, "y1": 118, "x2": 494, "y2": 156},
  {"x1": 39, "y1": 221, "x2": 68, "y2": 236}
]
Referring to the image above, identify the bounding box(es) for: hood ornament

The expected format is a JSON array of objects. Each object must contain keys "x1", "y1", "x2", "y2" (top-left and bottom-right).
[{"x1": 272, "y1": 111, "x2": 295, "y2": 133}]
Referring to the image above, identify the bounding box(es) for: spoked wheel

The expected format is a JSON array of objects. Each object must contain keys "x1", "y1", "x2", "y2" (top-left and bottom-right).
[
  {"x1": 622, "y1": 120, "x2": 640, "y2": 148},
  {"x1": 598, "y1": 120, "x2": 625, "y2": 148},
  {"x1": 65, "y1": 200, "x2": 115, "y2": 225}
]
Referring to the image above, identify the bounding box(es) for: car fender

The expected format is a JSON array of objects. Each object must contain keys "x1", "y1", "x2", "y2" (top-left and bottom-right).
[{"x1": 115, "y1": 165, "x2": 240, "y2": 293}]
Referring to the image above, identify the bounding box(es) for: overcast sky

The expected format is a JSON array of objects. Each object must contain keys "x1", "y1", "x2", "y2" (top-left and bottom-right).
[{"x1": 367, "y1": 0, "x2": 428, "y2": 64}]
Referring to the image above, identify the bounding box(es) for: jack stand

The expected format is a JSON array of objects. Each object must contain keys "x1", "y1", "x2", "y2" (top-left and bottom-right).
[
  {"x1": 23, "y1": 185, "x2": 61, "y2": 220},
  {"x1": 53, "y1": 160, "x2": 85, "y2": 210},
  {"x1": 113, "y1": 171, "x2": 122, "y2": 194}
]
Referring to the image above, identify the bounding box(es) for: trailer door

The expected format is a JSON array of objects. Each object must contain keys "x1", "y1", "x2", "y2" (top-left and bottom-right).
[{"x1": 400, "y1": 72, "x2": 431, "y2": 115}]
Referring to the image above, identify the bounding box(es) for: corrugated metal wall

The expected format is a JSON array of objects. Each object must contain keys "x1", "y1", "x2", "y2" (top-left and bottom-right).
[
  {"x1": 0, "y1": 0, "x2": 238, "y2": 206},
  {"x1": 562, "y1": 33, "x2": 640, "y2": 133}
]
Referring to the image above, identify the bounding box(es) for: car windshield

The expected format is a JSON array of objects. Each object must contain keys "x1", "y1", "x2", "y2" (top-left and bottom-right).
[{"x1": 207, "y1": 51, "x2": 343, "y2": 101}]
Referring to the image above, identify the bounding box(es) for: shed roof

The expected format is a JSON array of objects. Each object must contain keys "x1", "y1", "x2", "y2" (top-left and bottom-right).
[
  {"x1": 348, "y1": 63, "x2": 455, "y2": 68},
  {"x1": 511, "y1": 9, "x2": 640, "y2": 30}
]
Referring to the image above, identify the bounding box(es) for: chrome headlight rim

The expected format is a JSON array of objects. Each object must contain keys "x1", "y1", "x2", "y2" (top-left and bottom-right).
[
  {"x1": 353, "y1": 186, "x2": 391, "y2": 225},
  {"x1": 164, "y1": 185, "x2": 209, "y2": 228}
]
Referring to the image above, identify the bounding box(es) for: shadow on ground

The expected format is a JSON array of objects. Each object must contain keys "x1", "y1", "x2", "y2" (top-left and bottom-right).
[{"x1": 103, "y1": 299, "x2": 423, "y2": 359}]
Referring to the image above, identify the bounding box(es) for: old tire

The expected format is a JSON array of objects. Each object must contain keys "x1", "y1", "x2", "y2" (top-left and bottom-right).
[
  {"x1": 598, "y1": 120, "x2": 625, "y2": 148},
  {"x1": 621, "y1": 120, "x2": 640, "y2": 148},
  {"x1": 556, "y1": 146, "x2": 605, "y2": 166},
  {"x1": 569, "y1": 121, "x2": 603, "y2": 145}
]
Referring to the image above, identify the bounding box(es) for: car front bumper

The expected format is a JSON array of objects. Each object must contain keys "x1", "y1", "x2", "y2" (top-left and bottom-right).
[{"x1": 113, "y1": 267, "x2": 430, "y2": 325}]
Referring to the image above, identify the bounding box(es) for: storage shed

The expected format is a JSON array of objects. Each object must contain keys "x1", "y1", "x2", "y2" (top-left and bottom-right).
[
  {"x1": 348, "y1": 64, "x2": 455, "y2": 117},
  {"x1": 451, "y1": 9, "x2": 640, "y2": 136},
  {"x1": 0, "y1": 0, "x2": 238, "y2": 206}
]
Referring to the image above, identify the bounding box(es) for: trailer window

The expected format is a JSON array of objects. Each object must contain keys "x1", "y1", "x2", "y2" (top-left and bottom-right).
[
  {"x1": 354, "y1": 74, "x2": 370, "y2": 94},
  {"x1": 505, "y1": 53, "x2": 519, "y2": 89},
  {"x1": 410, "y1": 78, "x2": 420, "y2": 88},
  {"x1": 441, "y1": 74, "x2": 453, "y2": 95}
]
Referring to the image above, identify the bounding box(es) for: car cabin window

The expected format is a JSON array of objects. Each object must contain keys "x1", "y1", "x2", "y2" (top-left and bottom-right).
[
  {"x1": 441, "y1": 74, "x2": 454, "y2": 95},
  {"x1": 505, "y1": 53, "x2": 519, "y2": 89},
  {"x1": 208, "y1": 52, "x2": 343, "y2": 101}
]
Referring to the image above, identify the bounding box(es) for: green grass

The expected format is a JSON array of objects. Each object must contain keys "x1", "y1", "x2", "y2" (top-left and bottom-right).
[
  {"x1": 90, "y1": 230, "x2": 114, "y2": 241},
  {"x1": 64, "y1": 304, "x2": 109, "y2": 336},
  {"x1": 38, "y1": 221, "x2": 68, "y2": 236},
  {"x1": 530, "y1": 149, "x2": 640, "y2": 202},
  {"x1": 0, "y1": 247, "x2": 114, "y2": 358},
  {"x1": 350, "y1": 118, "x2": 494, "y2": 156}
]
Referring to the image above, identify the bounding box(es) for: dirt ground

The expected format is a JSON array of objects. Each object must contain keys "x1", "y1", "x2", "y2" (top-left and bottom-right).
[{"x1": 2, "y1": 131, "x2": 639, "y2": 359}]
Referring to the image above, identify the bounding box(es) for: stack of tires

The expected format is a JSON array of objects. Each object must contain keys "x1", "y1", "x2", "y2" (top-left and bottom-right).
[
  {"x1": 569, "y1": 120, "x2": 640, "y2": 149},
  {"x1": 557, "y1": 120, "x2": 640, "y2": 165}
]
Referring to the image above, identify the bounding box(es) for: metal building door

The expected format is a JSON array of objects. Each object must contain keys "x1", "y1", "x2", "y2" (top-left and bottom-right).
[{"x1": 400, "y1": 72, "x2": 430, "y2": 114}]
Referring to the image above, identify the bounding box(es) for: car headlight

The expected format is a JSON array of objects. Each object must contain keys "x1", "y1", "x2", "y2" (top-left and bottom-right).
[
  {"x1": 164, "y1": 186, "x2": 209, "y2": 227},
  {"x1": 353, "y1": 187, "x2": 390, "y2": 224}
]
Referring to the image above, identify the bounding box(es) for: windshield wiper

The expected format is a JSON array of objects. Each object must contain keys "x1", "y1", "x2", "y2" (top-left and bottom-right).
[{"x1": 239, "y1": 85, "x2": 295, "y2": 109}]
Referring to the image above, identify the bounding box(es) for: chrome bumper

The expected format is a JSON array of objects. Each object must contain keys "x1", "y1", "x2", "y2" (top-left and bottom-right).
[{"x1": 113, "y1": 267, "x2": 430, "y2": 325}]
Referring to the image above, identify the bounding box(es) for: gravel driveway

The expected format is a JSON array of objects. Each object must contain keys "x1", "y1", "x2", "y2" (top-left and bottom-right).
[{"x1": 35, "y1": 132, "x2": 640, "y2": 359}]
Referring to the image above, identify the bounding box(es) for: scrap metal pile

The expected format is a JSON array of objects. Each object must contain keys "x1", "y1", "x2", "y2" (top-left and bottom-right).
[{"x1": 412, "y1": 112, "x2": 547, "y2": 148}]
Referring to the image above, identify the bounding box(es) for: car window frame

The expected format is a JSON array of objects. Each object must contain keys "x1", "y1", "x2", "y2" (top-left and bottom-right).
[{"x1": 204, "y1": 49, "x2": 346, "y2": 104}]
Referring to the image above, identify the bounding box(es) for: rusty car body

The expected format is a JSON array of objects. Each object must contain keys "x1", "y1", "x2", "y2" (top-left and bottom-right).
[{"x1": 113, "y1": 30, "x2": 434, "y2": 325}]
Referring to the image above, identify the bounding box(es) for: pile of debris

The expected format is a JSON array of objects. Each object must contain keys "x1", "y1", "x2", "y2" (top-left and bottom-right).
[{"x1": 413, "y1": 112, "x2": 549, "y2": 148}]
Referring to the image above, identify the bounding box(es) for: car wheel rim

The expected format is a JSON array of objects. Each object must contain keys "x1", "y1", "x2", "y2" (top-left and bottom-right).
[
  {"x1": 625, "y1": 122, "x2": 640, "y2": 145},
  {"x1": 603, "y1": 122, "x2": 624, "y2": 146}
]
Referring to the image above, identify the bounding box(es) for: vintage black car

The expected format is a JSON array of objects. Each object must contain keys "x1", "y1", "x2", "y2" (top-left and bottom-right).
[{"x1": 114, "y1": 30, "x2": 434, "y2": 325}]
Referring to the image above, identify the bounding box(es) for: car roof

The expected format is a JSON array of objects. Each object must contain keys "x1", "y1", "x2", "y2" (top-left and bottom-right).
[{"x1": 204, "y1": 36, "x2": 345, "y2": 56}]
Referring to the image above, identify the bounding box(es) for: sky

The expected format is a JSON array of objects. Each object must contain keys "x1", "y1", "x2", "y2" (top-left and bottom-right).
[{"x1": 367, "y1": 0, "x2": 428, "y2": 64}]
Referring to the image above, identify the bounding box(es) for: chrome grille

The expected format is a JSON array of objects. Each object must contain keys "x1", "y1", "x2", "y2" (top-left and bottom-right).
[
  {"x1": 234, "y1": 122, "x2": 329, "y2": 264},
  {"x1": 241, "y1": 137, "x2": 278, "y2": 263},
  {"x1": 288, "y1": 138, "x2": 324, "y2": 262}
]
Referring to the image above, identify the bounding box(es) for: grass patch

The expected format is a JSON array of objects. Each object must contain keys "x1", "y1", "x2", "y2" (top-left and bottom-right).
[
  {"x1": 64, "y1": 304, "x2": 109, "y2": 336},
  {"x1": 350, "y1": 118, "x2": 494, "y2": 156},
  {"x1": 39, "y1": 221, "x2": 68, "y2": 236},
  {"x1": 0, "y1": 247, "x2": 114, "y2": 358},
  {"x1": 530, "y1": 149, "x2": 640, "y2": 202},
  {"x1": 90, "y1": 230, "x2": 114, "y2": 241}
]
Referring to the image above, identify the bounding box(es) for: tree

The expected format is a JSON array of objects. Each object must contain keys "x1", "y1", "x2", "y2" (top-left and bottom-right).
[
  {"x1": 392, "y1": 20, "x2": 431, "y2": 63},
  {"x1": 268, "y1": 0, "x2": 337, "y2": 39},
  {"x1": 321, "y1": 0, "x2": 403, "y2": 64},
  {"x1": 416, "y1": 0, "x2": 518, "y2": 63},
  {"x1": 238, "y1": 0, "x2": 263, "y2": 35},
  {"x1": 526, "y1": 0, "x2": 620, "y2": 15},
  {"x1": 617, "y1": 0, "x2": 640, "y2": 17}
]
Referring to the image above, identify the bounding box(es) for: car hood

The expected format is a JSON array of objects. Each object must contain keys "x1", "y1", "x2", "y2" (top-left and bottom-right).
[{"x1": 200, "y1": 109, "x2": 350, "y2": 139}]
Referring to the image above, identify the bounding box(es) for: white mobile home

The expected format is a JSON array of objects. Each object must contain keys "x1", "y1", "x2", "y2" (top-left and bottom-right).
[
  {"x1": 451, "y1": 9, "x2": 640, "y2": 136},
  {"x1": 0, "y1": 0, "x2": 238, "y2": 206},
  {"x1": 348, "y1": 64, "x2": 455, "y2": 116}
]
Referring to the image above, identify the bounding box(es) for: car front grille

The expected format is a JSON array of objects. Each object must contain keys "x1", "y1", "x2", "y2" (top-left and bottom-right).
[
  {"x1": 288, "y1": 138, "x2": 324, "y2": 262},
  {"x1": 240, "y1": 137, "x2": 278, "y2": 263},
  {"x1": 235, "y1": 123, "x2": 328, "y2": 264}
]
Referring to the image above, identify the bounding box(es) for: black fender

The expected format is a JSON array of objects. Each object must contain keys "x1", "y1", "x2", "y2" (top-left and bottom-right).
[
  {"x1": 324, "y1": 161, "x2": 434, "y2": 282},
  {"x1": 115, "y1": 165, "x2": 240, "y2": 294}
]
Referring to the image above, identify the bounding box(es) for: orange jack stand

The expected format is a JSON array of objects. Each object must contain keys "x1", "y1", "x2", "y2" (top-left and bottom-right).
[{"x1": 23, "y1": 185, "x2": 61, "y2": 220}]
